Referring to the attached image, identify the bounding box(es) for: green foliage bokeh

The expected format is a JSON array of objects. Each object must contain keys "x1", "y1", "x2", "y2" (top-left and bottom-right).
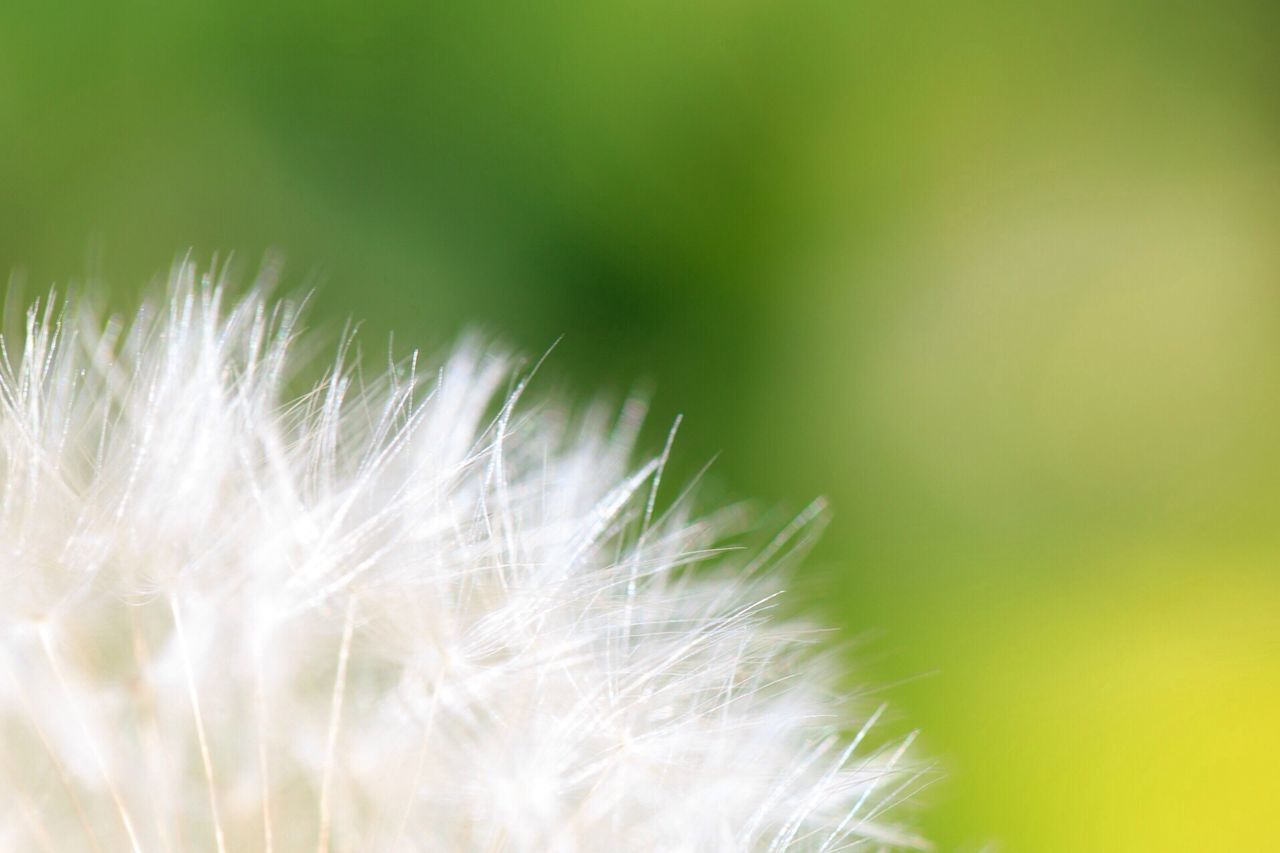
[{"x1": 3, "y1": 2, "x2": 1279, "y2": 848}]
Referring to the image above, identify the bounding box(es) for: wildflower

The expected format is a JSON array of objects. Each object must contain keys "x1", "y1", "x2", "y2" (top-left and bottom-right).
[{"x1": 0, "y1": 263, "x2": 927, "y2": 851}]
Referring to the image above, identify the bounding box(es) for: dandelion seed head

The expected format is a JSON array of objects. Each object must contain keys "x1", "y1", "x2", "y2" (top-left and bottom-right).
[{"x1": 0, "y1": 262, "x2": 929, "y2": 851}]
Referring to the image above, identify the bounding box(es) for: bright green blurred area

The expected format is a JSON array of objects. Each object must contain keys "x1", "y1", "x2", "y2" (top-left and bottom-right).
[{"x1": 4, "y1": 2, "x2": 1279, "y2": 848}]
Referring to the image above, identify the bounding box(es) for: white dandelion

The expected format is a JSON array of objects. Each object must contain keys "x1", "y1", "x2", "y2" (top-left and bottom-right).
[{"x1": 0, "y1": 261, "x2": 929, "y2": 851}]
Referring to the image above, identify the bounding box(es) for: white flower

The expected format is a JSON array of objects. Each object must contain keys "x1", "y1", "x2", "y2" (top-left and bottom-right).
[{"x1": 0, "y1": 262, "x2": 928, "y2": 851}]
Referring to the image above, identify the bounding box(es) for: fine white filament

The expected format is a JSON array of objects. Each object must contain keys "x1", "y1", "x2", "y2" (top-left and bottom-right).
[{"x1": 0, "y1": 264, "x2": 928, "y2": 851}]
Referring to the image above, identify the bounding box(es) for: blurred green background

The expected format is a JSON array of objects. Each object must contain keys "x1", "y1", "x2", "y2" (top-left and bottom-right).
[{"x1": 3, "y1": 1, "x2": 1279, "y2": 848}]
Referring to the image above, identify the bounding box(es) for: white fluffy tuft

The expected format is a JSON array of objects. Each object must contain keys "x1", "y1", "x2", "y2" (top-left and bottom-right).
[{"x1": 0, "y1": 263, "x2": 929, "y2": 851}]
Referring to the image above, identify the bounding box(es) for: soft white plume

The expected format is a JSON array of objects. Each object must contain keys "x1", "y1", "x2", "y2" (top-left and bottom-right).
[{"x1": 0, "y1": 263, "x2": 928, "y2": 851}]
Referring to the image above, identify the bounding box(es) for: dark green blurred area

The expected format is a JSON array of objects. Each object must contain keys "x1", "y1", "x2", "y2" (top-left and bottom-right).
[{"x1": 4, "y1": 2, "x2": 1280, "y2": 848}]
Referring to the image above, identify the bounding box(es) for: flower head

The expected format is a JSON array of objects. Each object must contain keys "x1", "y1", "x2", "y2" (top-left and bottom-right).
[{"x1": 0, "y1": 263, "x2": 928, "y2": 851}]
